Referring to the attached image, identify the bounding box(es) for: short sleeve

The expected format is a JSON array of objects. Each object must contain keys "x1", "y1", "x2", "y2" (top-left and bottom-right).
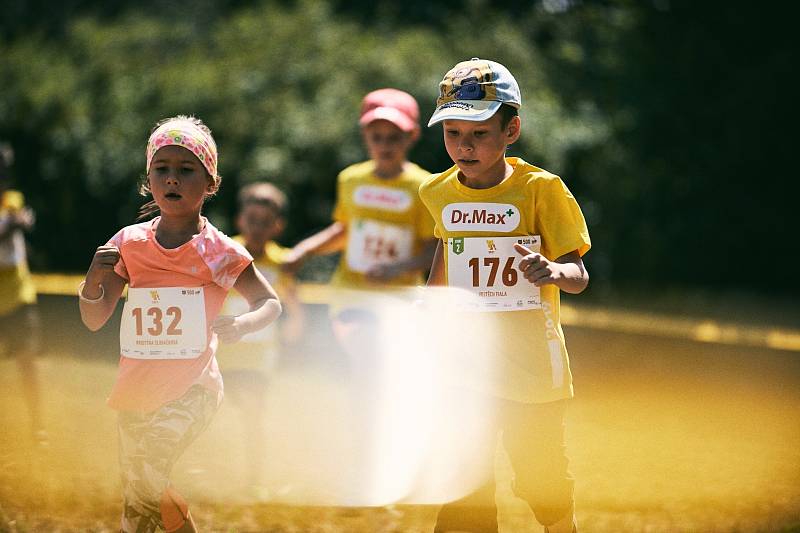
[
  {"x1": 106, "y1": 230, "x2": 130, "y2": 281},
  {"x1": 418, "y1": 180, "x2": 442, "y2": 240},
  {"x1": 331, "y1": 172, "x2": 347, "y2": 223},
  {"x1": 204, "y1": 234, "x2": 253, "y2": 290},
  {"x1": 416, "y1": 203, "x2": 436, "y2": 240},
  {"x1": 2, "y1": 190, "x2": 25, "y2": 210},
  {"x1": 534, "y1": 177, "x2": 591, "y2": 260}
]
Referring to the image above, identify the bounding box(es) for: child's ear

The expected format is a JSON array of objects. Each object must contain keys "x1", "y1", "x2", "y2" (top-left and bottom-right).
[
  {"x1": 506, "y1": 116, "x2": 522, "y2": 144},
  {"x1": 274, "y1": 217, "x2": 286, "y2": 236}
]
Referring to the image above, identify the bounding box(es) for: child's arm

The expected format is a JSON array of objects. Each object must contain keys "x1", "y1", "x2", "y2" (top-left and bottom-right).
[
  {"x1": 79, "y1": 245, "x2": 127, "y2": 331},
  {"x1": 425, "y1": 240, "x2": 446, "y2": 286},
  {"x1": 514, "y1": 244, "x2": 589, "y2": 294},
  {"x1": 365, "y1": 238, "x2": 438, "y2": 282},
  {"x1": 0, "y1": 206, "x2": 34, "y2": 239},
  {"x1": 282, "y1": 221, "x2": 347, "y2": 273},
  {"x1": 276, "y1": 275, "x2": 305, "y2": 346},
  {"x1": 212, "y1": 263, "x2": 282, "y2": 343}
]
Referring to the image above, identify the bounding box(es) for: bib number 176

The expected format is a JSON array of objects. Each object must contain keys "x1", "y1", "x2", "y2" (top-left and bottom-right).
[{"x1": 467, "y1": 256, "x2": 518, "y2": 287}]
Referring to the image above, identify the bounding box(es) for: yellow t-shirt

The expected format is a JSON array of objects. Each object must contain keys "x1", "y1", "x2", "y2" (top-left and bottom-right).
[
  {"x1": 331, "y1": 160, "x2": 435, "y2": 288},
  {"x1": 0, "y1": 189, "x2": 36, "y2": 316},
  {"x1": 216, "y1": 237, "x2": 290, "y2": 374},
  {"x1": 418, "y1": 157, "x2": 591, "y2": 403}
]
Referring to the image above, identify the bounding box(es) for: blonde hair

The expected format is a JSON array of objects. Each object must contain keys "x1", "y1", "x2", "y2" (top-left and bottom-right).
[{"x1": 137, "y1": 115, "x2": 220, "y2": 220}]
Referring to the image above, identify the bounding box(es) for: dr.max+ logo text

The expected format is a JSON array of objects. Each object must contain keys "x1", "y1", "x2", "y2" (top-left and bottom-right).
[{"x1": 442, "y1": 203, "x2": 520, "y2": 232}]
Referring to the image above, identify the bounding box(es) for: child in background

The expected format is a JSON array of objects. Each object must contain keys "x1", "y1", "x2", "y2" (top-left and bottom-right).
[
  {"x1": 419, "y1": 58, "x2": 591, "y2": 533},
  {"x1": 78, "y1": 116, "x2": 281, "y2": 533},
  {"x1": 216, "y1": 181, "x2": 303, "y2": 496},
  {"x1": 0, "y1": 142, "x2": 44, "y2": 443},
  {"x1": 284, "y1": 88, "x2": 436, "y2": 344}
]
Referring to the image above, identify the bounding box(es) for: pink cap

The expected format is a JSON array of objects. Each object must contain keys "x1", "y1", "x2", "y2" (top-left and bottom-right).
[{"x1": 359, "y1": 88, "x2": 420, "y2": 132}]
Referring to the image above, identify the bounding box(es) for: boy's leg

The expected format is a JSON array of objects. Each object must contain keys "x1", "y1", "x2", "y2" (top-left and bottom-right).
[
  {"x1": 433, "y1": 476, "x2": 498, "y2": 533},
  {"x1": 118, "y1": 386, "x2": 219, "y2": 533},
  {"x1": 226, "y1": 370, "x2": 268, "y2": 491},
  {"x1": 502, "y1": 399, "x2": 575, "y2": 531}
]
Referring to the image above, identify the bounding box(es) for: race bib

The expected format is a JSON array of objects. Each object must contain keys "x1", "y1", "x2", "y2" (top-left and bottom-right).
[
  {"x1": 446, "y1": 235, "x2": 542, "y2": 312},
  {"x1": 346, "y1": 218, "x2": 413, "y2": 273},
  {"x1": 120, "y1": 287, "x2": 208, "y2": 359}
]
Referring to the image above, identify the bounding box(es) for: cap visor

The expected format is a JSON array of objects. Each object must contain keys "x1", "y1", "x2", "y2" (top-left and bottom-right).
[
  {"x1": 360, "y1": 107, "x2": 417, "y2": 132},
  {"x1": 427, "y1": 100, "x2": 502, "y2": 127}
]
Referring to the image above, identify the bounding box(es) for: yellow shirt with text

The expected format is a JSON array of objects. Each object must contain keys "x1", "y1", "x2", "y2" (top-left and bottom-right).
[
  {"x1": 331, "y1": 160, "x2": 434, "y2": 288},
  {"x1": 418, "y1": 157, "x2": 590, "y2": 403}
]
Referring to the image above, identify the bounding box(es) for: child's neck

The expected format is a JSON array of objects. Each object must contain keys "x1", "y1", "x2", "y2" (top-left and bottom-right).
[
  {"x1": 459, "y1": 159, "x2": 514, "y2": 190},
  {"x1": 244, "y1": 239, "x2": 268, "y2": 259},
  {"x1": 374, "y1": 161, "x2": 406, "y2": 180},
  {"x1": 155, "y1": 215, "x2": 204, "y2": 249}
]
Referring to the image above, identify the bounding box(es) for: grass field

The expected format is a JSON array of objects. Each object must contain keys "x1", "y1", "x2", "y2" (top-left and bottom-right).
[{"x1": 2, "y1": 296, "x2": 800, "y2": 532}]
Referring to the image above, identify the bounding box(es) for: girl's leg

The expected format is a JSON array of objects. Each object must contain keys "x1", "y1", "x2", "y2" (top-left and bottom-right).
[{"x1": 118, "y1": 386, "x2": 219, "y2": 533}]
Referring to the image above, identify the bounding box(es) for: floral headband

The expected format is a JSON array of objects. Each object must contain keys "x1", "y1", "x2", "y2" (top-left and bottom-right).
[{"x1": 145, "y1": 118, "x2": 218, "y2": 179}]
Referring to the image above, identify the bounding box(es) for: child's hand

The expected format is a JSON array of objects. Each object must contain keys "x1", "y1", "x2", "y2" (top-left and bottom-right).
[
  {"x1": 212, "y1": 315, "x2": 245, "y2": 344},
  {"x1": 281, "y1": 249, "x2": 306, "y2": 274},
  {"x1": 514, "y1": 243, "x2": 559, "y2": 287},
  {"x1": 11, "y1": 207, "x2": 35, "y2": 230},
  {"x1": 86, "y1": 245, "x2": 120, "y2": 283},
  {"x1": 365, "y1": 262, "x2": 403, "y2": 282}
]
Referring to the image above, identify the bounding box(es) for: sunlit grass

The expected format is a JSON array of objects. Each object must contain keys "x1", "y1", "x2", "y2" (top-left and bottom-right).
[{"x1": 2, "y1": 308, "x2": 800, "y2": 532}]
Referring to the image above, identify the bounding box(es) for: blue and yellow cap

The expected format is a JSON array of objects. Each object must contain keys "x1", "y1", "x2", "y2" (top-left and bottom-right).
[{"x1": 428, "y1": 58, "x2": 521, "y2": 127}]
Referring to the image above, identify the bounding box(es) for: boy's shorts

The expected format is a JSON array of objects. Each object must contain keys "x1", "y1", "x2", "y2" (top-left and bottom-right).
[{"x1": 117, "y1": 385, "x2": 219, "y2": 533}]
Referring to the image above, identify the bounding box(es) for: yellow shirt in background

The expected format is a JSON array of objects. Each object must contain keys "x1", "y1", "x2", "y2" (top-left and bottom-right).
[
  {"x1": 331, "y1": 160, "x2": 434, "y2": 288},
  {"x1": 418, "y1": 157, "x2": 591, "y2": 403},
  {"x1": 0, "y1": 189, "x2": 36, "y2": 316}
]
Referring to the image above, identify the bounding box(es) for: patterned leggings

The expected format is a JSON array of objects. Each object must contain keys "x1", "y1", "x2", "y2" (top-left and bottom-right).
[{"x1": 117, "y1": 385, "x2": 219, "y2": 533}]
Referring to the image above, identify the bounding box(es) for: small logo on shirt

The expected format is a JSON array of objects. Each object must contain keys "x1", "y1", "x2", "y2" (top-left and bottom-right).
[
  {"x1": 442, "y1": 203, "x2": 520, "y2": 232},
  {"x1": 353, "y1": 186, "x2": 412, "y2": 212}
]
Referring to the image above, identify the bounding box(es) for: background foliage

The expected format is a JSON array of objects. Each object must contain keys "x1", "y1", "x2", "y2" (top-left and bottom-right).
[{"x1": 0, "y1": 0, "x2": 794, "y2": 296}]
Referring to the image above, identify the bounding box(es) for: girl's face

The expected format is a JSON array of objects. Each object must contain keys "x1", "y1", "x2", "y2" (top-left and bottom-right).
[
  {"x1": 362, "y1": 120, "x2": 416, "y2": 178},
  {"x1": 147, "y1": 145, "x2": 214, "y2": 217}
]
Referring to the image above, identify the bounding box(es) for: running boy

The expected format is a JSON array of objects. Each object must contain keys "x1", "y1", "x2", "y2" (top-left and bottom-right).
[
  {"x1": 284, "y1": 88, "x2": 435, "y2": 292},
  {"x1": 78, "y1": 116, "x2": 281, "y2": 533},
  {"x1": 216, "y1": 181, "x2": 303, "y2": 495},
  {"x1": 419, "y1": 58, "x2": 591, "y2": 533}
]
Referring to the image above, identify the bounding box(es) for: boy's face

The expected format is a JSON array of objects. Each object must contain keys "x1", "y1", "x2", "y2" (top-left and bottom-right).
[
  {"x1": 442, "y1": 113, "x2": 521, "y2": 184},
  {"x1": 362, "y1": 120, "x2": 416, "y2": 176},
  {"x1": 237, "y1": 203, "x2": 284, "y2": 247}
]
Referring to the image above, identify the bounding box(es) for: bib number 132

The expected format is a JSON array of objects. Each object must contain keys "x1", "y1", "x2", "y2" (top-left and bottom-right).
[
  {"x1": 130, "y1": 306, "x2": 182, "y2": 336},
  {"x1": 120, "y1": 287, "x2": 207, "y2": 359}
]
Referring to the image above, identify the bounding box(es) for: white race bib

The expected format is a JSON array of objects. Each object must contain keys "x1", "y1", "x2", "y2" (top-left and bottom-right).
[
  {"x1": 346, "y1": 218, "x2": 413, "y2": 273},
  {"x1": 120, "y1": 287, "x2": 208, "y2": 359},
  {"x1": 446, "y1": 235, "x2": 542, "y2": 312}
]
